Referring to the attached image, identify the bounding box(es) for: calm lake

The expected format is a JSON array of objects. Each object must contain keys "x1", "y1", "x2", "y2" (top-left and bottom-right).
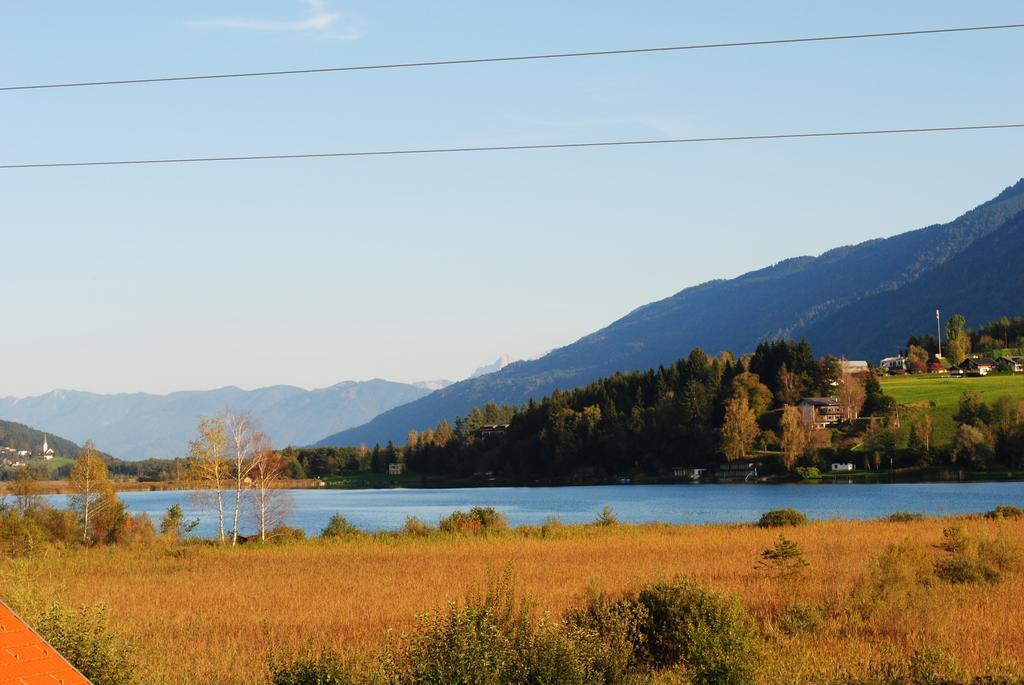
[{"x1": 55, "y1": 482, "x2": 1024, "y2": 537}]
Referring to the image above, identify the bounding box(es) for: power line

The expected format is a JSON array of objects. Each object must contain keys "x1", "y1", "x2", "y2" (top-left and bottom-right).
[
  {"x1": 2, "y1": 123, "x2": 1021, "y2": 170},
  {"x1": 3, "y1": 23, "x2": 1022, "y2": 92}
]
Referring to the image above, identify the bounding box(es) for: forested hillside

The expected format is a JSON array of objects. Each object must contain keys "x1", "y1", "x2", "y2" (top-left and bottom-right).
[
  {"x1": 803, "y1": 208, "x2": 1024, "y2": 357},
  {"x1": 322, "y1": 178, "x2": 1024, "y2": 446},
  {"x1": 0, "y1": 419, "x2": 80, "y2": 459},
  {"x1": 308, "y1": 342, "x2": 886, "y2": 481}
]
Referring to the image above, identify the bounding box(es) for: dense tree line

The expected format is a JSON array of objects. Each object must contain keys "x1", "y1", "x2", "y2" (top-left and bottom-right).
[
  {"x1": 907, "y1": 313, "x2": 1024, "y2": 365},
  {"x1": 971, "y1": 316, "x2": 1024, "y2": 353},
  {"x1": 377, "y1": 341, "x2": 852, "y2": 483},
  {"x1": 947, "y1": 391, "x2": 1024, "y2": 470}
]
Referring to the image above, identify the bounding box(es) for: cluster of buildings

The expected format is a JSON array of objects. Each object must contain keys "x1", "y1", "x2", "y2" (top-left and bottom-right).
[
  {"x1": 880, "y1": 353, "x2": 1024, "y2": 376},
  {"x1": 0, "y1": 436, "x2": 55, "y2": 467}
]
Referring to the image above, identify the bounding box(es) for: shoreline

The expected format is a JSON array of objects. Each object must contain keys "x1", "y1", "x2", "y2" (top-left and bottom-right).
[{"x1": 10, "y1": 469, "x2": 1024, "y2": 497}]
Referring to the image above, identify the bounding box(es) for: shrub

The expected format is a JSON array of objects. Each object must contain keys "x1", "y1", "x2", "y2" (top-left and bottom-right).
[
  {"x1": 595, "y1": 506, "x2": 618, "y2": 527},
  {"x1": 33, "y1": 602, "x2": 138, "y2": 685},
  {"x1": 540, "y1": 516, "x2": 566, "y2": 538},
  {"x1": 757, "y1": 508, "x2": 808, "y2": 528},
  {"x1": 979, "y1": 532, "x2": 1024, "y2": 572},
  {"x1": 121, "y1": 514, "x2": 157, "y2": 546},
  {"x1": 933, "y1": 526, "x2": 1013, "y2": 585},
  {"x1": 564, "y1": 590, "x2": 647, "y2": 683},
  {"x1": 0, "y1": 507, "x2": 49, "y2": 557},
  {"x1": 934, "y1": 555, "x2": 1001, "y2": 584},
  {"x1": 321, "y1": 514, "x2": 362, "y2": 539},
  {"x1": 985, "y1": 505, "x2": 1024, "y2": 520},
  {"x1": 388, "y1": 570, "x2": 600, "y2": 685},
  {"x1": 795, "y1": 466, "x2": 821, "y2": 481},
  {"x1": 938, "y1": 526, "x2": 970, "y2": 553},
  {"x1": 630, "y1": 578, "x2": 758, "y2": 684},
  {"x1": 438, "y1": 507, "x2": 509, "y2": 535},
  {"x1": 777, "y1": 602, "x2": 824, "y2": 636},
  {"x1": 271, "y1": 524, "x2": 307, "y2": 544},
  {"x1": 400, "y1": 516, "x2": 434, "y2": 537},
  {"x1": 886, "y1": 511, "x2": 926, "y2": 523},
  {"x1": 268, "y1": 648, "x2": 355, "y2": 685},
  {"x1": 849, "y1": 541, "x2": 934, "y2": 621}
]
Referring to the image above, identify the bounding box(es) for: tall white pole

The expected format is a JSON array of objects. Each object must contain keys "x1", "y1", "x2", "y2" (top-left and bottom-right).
[{"x1": 936, "y1": 309, "x2": 942, "y2": 359}]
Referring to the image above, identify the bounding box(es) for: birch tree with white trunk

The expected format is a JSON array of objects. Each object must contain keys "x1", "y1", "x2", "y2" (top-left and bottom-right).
[
  {"x1": 69, "y1": 440, "x2": 113, "y2": 544},
  {"x1": 189, "y1": 417, "x2": 229, "y2": 544},
  {"x1": 248, "y1": 436, "x2": 291, "y2": 541},
  {"x1": 223, "y1": 410, "x2": 262, "y2": 546}
]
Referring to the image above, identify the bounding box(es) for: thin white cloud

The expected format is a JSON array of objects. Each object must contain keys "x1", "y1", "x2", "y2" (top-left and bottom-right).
[{"x1": 188, "y1": 0, "x2": 349, "y2": 33}]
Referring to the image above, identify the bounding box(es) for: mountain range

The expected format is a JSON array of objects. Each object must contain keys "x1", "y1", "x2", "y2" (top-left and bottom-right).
[
  {"x1": 319, "y1": 178, "x2": 1024, "y2": 447},
  {"x1": 0, "y1": 379, "x2": 440, "y2": 460}
]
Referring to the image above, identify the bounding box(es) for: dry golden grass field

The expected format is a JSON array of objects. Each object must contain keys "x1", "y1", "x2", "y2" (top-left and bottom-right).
[{"x1": 3, "y1": 516, "x2": 1024, "y2": 684}]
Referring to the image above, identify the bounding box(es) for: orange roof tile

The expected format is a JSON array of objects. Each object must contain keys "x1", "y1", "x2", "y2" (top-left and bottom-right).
[{"x1": 0, "y1": 601, "x2": 90, "y2": 685}]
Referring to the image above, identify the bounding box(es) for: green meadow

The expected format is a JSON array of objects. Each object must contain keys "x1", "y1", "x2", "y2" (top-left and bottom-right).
[{"x1": 881, "y1": 372, "x2": 1024, "y2": 445}]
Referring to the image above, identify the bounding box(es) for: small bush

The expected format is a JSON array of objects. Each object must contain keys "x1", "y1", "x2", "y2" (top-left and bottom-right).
[
  {"x1": 795, "y1": 466, "x2": 821, "y2": 481},
  {"x1": 564, "y1": 590, "x2": 647, "y2": 683},
  {"x1": 985, "y1": 505, "x2": 1024, "y2": 520},
  {"x1": 268, "y1": 648, "x2": 355, "y2": 685},
  {"x1": 631, "y1": 578, "x2": 758, "y2": 684},
  {"x1": 400, "y1": 516, "x2": 434, "y2": 537},
  {"x1": 935, "y1": 555, "x2": 1001, "y2": 584},
  {"x1": 777, "y1": 602, "x2": 824, "y2": 636},
  {"x1": 979, "y1": 532, "x2": 1024, "y2": 572},
  {"x1": 849, "y1": 541, "x2": 934, "y2": 621},
  {"x1": 270, "y1": 524, "x2": 307, "y2": 544},
  {"x1": 33, "y1": 602, "x2": 138, "y2": 685},
  {"x1": 438, "y1": 507, "x2": 509, "y2": 535},
  {"x1": 321, "y1": 514, "x2": 362, "y2": 539},
  {"x1": 595, "y1": 506, "x2": 618, "y2": 527},
  {"x1": 887, "y1": 511, "x2": 926, "y2": 523},
  {"x1": 757, "y1": 508, "x2": 808, "y2": 528},
  {"x1": 388, "y1": 569, "x2": 601, "y2": 685},
  {"x1": 938, "y1": 525, "x2": 970, "y2": 554},
  {"x1": 0, "y1": 507, "x2": 49, "y2": 557},
  {"x1": 540, "y1": 516, "x2": 566, "y2": 538},
  {"x1": 120, "y1": 514, "x2": 157, "y2": 546},
  {"x1": 35, "y1": 507, "x2": 82, "y2": 546}
]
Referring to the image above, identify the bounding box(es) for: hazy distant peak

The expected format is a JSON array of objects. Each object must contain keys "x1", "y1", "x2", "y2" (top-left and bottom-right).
[
  {"x1": 412, "y1": 379, "x2": 454, "y2": 391},
  {"x1": 470, "y1": 354, "x2": 515, "y2": 378}
]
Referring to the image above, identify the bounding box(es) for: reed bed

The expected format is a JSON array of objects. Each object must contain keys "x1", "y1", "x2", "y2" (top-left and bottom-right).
[{"x1": 2, "y1": 515, "x2": 1023, "y2": 684}]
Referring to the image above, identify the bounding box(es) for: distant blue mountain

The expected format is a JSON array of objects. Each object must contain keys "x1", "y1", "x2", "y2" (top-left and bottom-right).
[
  {"x1": 318, "y1": 178, "x2": 1024, "y2": 447},
  {"x1": 0, "y1": 379, "x2": 435, "y2": 459}
]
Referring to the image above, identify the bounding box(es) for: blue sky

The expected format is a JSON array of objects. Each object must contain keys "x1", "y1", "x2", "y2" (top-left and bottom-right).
[{"x1": 2, "y1": 1, "x2": 1022, "y2": 396}]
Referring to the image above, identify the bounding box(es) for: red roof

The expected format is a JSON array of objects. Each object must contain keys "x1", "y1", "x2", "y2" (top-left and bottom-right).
[{"x1": 0, "y1": 601, "x2": 89, "y2": 685}]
